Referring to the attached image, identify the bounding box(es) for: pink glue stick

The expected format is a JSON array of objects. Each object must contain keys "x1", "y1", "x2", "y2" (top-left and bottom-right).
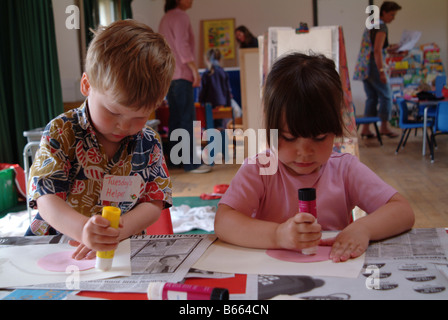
[
  {"x1": 298, "y1": 188, "x2": 317, "y2": 255},
  {"x1": 147, "y1": 282, "x2": 229, "y2": 300}
]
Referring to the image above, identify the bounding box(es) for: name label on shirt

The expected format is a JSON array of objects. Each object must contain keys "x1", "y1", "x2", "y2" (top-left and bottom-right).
[{"x1": 100, "y1": 175, "x2": 142, "y2": 203}]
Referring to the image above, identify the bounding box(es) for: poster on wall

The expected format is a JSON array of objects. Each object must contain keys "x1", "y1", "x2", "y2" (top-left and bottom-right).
[{"x1": 201, "y1": 18, "x2": 236, "y2": 63}]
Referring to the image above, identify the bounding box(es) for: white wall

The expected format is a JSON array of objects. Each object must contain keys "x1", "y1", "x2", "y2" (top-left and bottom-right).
[
  {"x1": 317, "y1": 0, "x2": 368, "y2": 114},
  {"x1": 132, "y1": 0, "x2": 313, "y2": 66},
  {"x1": 52, "y1": 0, "x2": 84, "y2": 102},
  {"x1": 53, "y1": 0, "x2": 448, "y2": 106}
]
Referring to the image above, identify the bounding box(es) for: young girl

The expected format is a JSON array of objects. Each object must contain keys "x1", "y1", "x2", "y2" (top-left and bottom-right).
[{"x1": 214, "y1": 53, "x2": 414, "y2": 263}]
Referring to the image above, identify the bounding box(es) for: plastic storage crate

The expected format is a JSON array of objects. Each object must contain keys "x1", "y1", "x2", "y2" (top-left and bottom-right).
[{"x1": 0, "y1": 168, "x2": 18, "y2": 214}]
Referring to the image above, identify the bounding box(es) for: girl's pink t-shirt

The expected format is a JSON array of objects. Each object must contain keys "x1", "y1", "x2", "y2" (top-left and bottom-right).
[{"x1": 219, "y1": 152, "x2": 397, "y2": 231}]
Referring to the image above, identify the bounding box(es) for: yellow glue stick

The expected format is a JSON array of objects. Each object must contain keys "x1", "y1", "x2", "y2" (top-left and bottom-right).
[{"x1": 95, "y1": 206, "x2": 121, "y2": 271}]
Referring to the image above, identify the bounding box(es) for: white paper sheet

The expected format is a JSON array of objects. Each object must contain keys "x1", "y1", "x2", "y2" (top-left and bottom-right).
[
  {"x1": 193, "y1": 238, "x2": 364, "y2": 279},
  {"x1": 275, "y1": 27, "x2": 337, "y2": 67},
  {"x1": 24, "y1": 234, "x2": 217, "y2": 293},
  {"x1": 398, "y1": 30, "x2": 422, "y2": 52},
  {"x1": 0, "y1": 239, "x2": 131, "y2": 288}
]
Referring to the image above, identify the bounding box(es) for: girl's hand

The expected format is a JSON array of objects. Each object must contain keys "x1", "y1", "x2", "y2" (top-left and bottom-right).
[
  {"x1": 320, "y1": 225, "x2": 369, "y2": 263},
  {"x1": 275, "y1": 213, "x2": 321, "y2": 251}
]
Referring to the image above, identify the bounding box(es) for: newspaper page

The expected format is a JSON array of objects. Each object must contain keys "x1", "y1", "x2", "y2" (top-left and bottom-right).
[
  {"x1": 13, "y1": 234, "x2": 216, "y2": 293},
  {"x1": 262, "y1": 228, "x2": 448, "y2": 300},
  {"x1": 0, "y1": 234, "x2": 66, "y2": 247}
]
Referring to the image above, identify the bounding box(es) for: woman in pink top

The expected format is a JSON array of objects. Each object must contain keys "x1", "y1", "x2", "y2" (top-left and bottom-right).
[
  {"x1": 159, "y1": 0, "x2": 210, "y2": 173},
  {"x1": 215, "y1": 53, "x2": 415, "y2": 263}
]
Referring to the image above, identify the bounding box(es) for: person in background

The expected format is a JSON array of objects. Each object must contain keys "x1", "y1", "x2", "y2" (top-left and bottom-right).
[
  {"x1": 354, "y1": 1, "x2": 402, "y2": 139},
  {"x1": 235, "y1": 25, "x2": 258, "y2": 49},
  {"x1": 159, "y1": 0, "x2": 211, "y2": 173},
  {"x1": 199, "y1": 48, "x2": 232, "y2": 128}
]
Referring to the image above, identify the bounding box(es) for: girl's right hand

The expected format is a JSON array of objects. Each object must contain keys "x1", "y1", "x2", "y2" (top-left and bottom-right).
[{"x1": 275, "y1": 213, "x2": 322, "y2": 251}]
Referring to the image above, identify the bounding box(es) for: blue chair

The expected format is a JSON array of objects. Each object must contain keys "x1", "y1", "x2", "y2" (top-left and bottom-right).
[
  {"x1": 435, "y1": 75, "x2": 446, "y2": 98},
  {"x1": 354, "y1": 104, "x2": 383, "y2": 146},
  {"x1": 395, "y1": 98, "x2": 434, "y2": 155},
  {"x1": 416, "y1": 75, "x2": 446, "y2": 120},
  {"x1": 429, "y1": 101, "x2": 448, "y2": 163}
]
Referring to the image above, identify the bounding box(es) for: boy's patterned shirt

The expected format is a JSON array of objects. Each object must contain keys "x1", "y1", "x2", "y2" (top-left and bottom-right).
[{"x1": 27, "y1": 101, "x2": 172, "y2": 236}]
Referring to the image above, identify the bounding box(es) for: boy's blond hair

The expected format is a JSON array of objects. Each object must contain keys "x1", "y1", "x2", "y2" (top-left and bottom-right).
[{"x1": 85, "y1": 19, "x2": 175, "y2": 110}]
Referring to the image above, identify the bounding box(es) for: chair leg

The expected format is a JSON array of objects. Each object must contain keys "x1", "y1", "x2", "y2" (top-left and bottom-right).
[
  {"x1": 373, "y1": 123, "x2": 383, "y2": 146},
  {"x1": 432, "y1": 132, "x2": 437, "y2": 149},
  {"x1": 395, "y1": 129, "x2": 407, "y2": 154},
  {"x1": 402, "y1": 129, "x2": 412, "y2": 148},
  {"x1": 430, "y1": 133, "x2": 436, "y2": 163}
]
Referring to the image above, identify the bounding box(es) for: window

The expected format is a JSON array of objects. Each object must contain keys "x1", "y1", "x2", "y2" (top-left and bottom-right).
[{"x1": 98, "y1": 0, "x2": 118, "y2": 26}]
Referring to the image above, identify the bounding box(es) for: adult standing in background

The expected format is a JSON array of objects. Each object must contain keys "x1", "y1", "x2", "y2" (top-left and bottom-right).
[
  {"x1": 354, "y1": 1, "x2": 402, "y2": 139},
  {"x1": 235, "y1": 25, "x2": 258, "y2": 49},
  {"x1": 159, "y1": 0, "x2": 211, "y2": 173}
]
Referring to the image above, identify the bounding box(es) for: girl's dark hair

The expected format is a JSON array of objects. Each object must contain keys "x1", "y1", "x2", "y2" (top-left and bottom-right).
[
  {"x1": 263, "y1": 53, "x2": 345, "y2": 143},
  {"x1": 164, "y1": 0, "x2": 178, "y2": 13},
  {"x1": 380, "y1": 1, "x2": 402, "y2": 16}
]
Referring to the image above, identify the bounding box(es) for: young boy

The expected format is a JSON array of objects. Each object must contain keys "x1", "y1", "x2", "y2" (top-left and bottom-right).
[{"x1": 25, "y1": 20, "x2": 175, "y2": 260}]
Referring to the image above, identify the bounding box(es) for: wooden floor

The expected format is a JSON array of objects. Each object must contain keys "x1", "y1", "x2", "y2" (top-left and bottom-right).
[
  {"x1": 358, "y1": 128, "x2": 448, "y2": 228},
  {"x1": 170, "y1": 128, "x2": 448, "y2": 229}
]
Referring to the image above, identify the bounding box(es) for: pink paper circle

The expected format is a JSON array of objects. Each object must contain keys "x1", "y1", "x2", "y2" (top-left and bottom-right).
[
  {"x1": 37, "y1": 251, "x2": 96, "y2": 272},
  {"x1": 266, "y1": 246, "x2": 331, "y2": 263}
]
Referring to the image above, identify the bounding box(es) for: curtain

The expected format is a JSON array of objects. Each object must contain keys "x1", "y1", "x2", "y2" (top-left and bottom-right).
[
  {"x1": 0, "y1": 0, "x2": 63, "y2": 166},
  {"x1": 83, "y1": 0, "x2": 97, "y2": 47},
  {"x1": 121, "y1": 0, "x2": 134, "y2": 19},
  {"x1": 0, "y1": 63, "x2": 13, "y2": 163}
]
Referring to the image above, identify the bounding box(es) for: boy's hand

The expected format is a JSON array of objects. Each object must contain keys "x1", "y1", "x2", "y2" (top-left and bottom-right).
[
  {"x1": 79, "y1": 215, "x2": 121, "y2": 257},
  {"x1": 69, "y1": 240, "x2": 96, "y2": 260},
  {"x1": 320, "y1": 225, "x2": 369, "y2": 263},
  {"x1": 275, "y1": 213, "x2": 321, "y2": 251}
]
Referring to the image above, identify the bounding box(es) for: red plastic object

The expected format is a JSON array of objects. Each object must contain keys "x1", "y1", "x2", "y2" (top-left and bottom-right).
[
  {"x1": 0, "y1": 163, "x2": 26, "y2": 198},
  {"x1": 146, "y1": 208, "x2": 173, "y2": 235}
]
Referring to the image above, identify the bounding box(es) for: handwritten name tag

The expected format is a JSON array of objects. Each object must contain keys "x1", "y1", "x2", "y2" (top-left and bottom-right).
[{"x1": 100, "y1": 175, "x2": 142, "y2": 203}]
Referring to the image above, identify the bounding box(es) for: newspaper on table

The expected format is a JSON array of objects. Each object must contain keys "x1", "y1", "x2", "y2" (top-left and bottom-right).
[
  {"x1": 3, "y1": 234, "x2": 216, "y2": 294},
  {"x1": 73, "y1": 234, "x2": 216, "y2": 293},
  {"x1": 256, "y1": 228, "x2": 448, "y2": 300}
]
